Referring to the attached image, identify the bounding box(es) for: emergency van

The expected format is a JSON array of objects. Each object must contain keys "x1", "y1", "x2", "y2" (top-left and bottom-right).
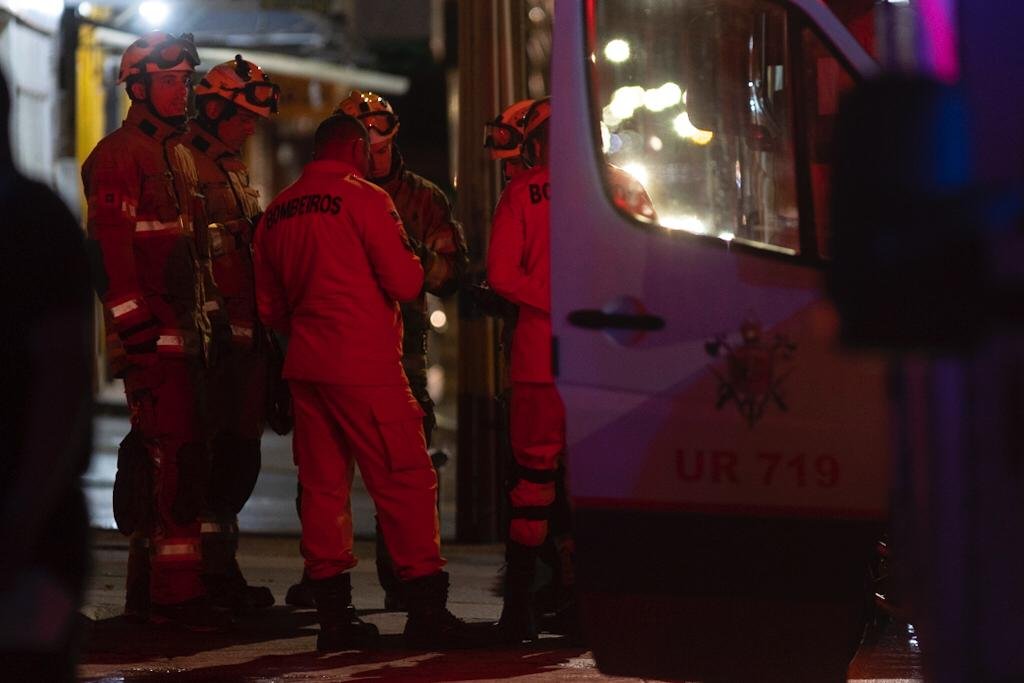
[{"x1": 551, "y1": 1, "x2": 891, "y2": 679}]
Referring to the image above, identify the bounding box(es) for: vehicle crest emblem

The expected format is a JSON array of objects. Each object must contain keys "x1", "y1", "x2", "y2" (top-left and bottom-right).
[{"x1": 705, "y1": 318, "x2": 796, "y2": 426}]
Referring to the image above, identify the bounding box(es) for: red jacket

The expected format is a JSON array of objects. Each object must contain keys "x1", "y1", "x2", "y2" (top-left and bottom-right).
[
  {"x1": 82, "y1": 104, "x2": 213, "y2": 376},
  {"x1": 487, "y1": 164, "x2": 552, "y2": 383},
  {"x1": 254, "y1": 159, "x2": 423, "y2": 386},
  {"x1": 183, "y1": 126, "x2": 262, "y2": 347}
]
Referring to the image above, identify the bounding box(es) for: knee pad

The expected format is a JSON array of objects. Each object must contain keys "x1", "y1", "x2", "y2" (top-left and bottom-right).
[{"x1": 113, "y1": 429, "x2": 154, "y2": 536}]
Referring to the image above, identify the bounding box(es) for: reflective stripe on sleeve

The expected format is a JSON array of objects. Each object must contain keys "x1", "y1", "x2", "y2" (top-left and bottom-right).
[
  {"x1": 230, "y1": 324, "x2": 254, "y2": 340},
  {"x1": 110, "y1": 298, "x2": 142, "y2": 319},
  {"x1": 156, "y1": 334, "x2": 185, "y2": 353},
  {"x1": 135, "y1": 219, "x2": 182, "y2": 234}
]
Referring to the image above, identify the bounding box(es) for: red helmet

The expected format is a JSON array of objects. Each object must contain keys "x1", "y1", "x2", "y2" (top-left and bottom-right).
[
  {"x1": 195, "y1": 55, "x2": 280, "y2": 118},
  {"x1": 484, "y1": 99, "x2": 534, "y2": 161},
  {"x1": 521, "y1": 96, "x2": 551, "y2": 167},
  {"x1": 118, "y1": 31, "x2": 199, "y2": 84},
  {"x1": 522, "y1": 96, "x2": 551, "y2": 139},
  {"x1": 334, "y1": 90, "x2": 399, "y2": 142}
]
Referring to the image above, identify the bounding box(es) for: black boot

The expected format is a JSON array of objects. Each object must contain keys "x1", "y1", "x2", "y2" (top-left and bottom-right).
[
  {"x1": 496, "y1": 542, "x2": 539, "y2": 643},
  {"x1": 285, "y1": 570, "x2": 317, "y2": 608},
  {"x1": 124, "y1": 533, "x2": 150, "y2": 623},
  {"x1": 312, "y1": 573, "x2": 379, "y2": 652},
  {"x1": 402, "y1": 571, "x2": 487, "y2": 650},
  {"x1": 205, "y1": 567, "x2": 275, "y2": 614}
]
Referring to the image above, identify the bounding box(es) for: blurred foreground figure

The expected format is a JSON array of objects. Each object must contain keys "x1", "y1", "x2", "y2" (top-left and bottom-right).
[
  {"x1": 82, "y1": 31, "x2": 230, "y2": 632},
  {"x1": 254, "y1": 114, "x2": 484, "y2": 651},
  {"x1": 0, "y1": 68, "x2": 93, "y2": 681},
  {"x1": 186, "y1": 54, "x2": 281, "y2": 614}
]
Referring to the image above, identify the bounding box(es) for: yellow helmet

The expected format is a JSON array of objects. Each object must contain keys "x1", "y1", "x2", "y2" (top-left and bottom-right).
[
  {"x1": 333, "y1": 90, "x2": 399, "y2": 141},
  {"x1": 195, "y1": 55, "x2": 280, "y2": 118},
  {"x1": 118, "y1": 31, "x2": 199, "y2": 84},
  {"x1": 484, "y1": 99, "x2": 534, "y2": 161}
]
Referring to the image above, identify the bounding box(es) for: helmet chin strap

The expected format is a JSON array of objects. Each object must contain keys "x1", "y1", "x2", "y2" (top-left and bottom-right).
[{"x1": 196, "y1": 96, "x2": 238, "y2": 139}]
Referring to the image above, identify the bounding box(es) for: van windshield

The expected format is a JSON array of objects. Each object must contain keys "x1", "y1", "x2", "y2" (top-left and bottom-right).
[{"x1": 590, "y1": 0, "x2": 800, "y2": 253}]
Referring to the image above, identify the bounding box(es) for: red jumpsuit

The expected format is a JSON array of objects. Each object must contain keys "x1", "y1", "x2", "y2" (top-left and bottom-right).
[
  {"x1": 183, "y1": 126, "x2": 267, "y2": 585},
  {"x1": 487, "y1": 164, "x2": 565, "y2": 548},
  {"x1": 82, "y1": 104, "x2": 221, "y2": 606},
  {"x1": 254, "y1": 159, "x2": 443, "y2": 581}
]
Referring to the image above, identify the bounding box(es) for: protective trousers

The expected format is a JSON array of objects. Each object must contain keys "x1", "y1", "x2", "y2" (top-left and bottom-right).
[
  {"x1": 508, "y1": 382, "x2": 566, "y2": 547},
  {"x1": 291, "y1": 382, "x2": 444, "y2": 581},
  {"x1": 201, "y1": 346, "x2": 267, "y2": 581},
  {"x1": 123, "y1": 359, "x2": 206, "y2": 605},
  {"x1": 375, "y1": 377, "x2": 435, "y2": 600}
]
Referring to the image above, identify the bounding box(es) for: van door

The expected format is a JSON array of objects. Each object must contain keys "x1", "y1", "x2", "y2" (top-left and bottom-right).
[{"x1": 551, "y1": 1, "x2": 887, "y2": 680}]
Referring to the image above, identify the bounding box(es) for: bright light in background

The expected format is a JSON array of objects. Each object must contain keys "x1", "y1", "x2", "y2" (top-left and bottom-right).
[
  {"x1": 648, "y1": 136, "x2": 663, "y2": 152},
  {"x1": 139, "y1": 1, "x2": 170, "y2": 27},
  {"x1": 600, "y1": 122, "x2": 612, "y2": 154},
  {"x1": 604, "y1": 39, "x2": 631, "y2": 63},
  {"x1": 672, "y1": 111, "x2": 714, "y2": 145},
  {"x1": 12, "y1": 0, "x2": 63, "y2": 15},
  {"x1": 79, "y1": 1, "x2": 95, "y2": 17},
  {"x1": 609, "y1": 85, "x2": 645, "y2": 121},
  {"x1": 429, "y1": 310, "x2": 447, "y2": 330},
  {"x1": 643, "y1": 82, "x2": 682, "y2": 112},
  {"x1": 602, "y1": 104, "x2": 622, "y2": 128},
  {"x1": 620, "y1": 162, "x2": 649, "y2": 187},
  {"x1": 718, "y1": 231, "x2": 735, "y2": 242},
  {"x1": 661, "y1": 214, "x2": 707, "y2": 235}
]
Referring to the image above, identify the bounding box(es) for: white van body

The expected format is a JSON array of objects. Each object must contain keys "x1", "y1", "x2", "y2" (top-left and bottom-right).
[{"x1": 550, "y1": 1, "x2": 889, "y2": 678}]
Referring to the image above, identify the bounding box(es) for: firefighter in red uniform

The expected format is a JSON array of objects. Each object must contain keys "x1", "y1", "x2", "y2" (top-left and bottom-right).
[
  {"x1": 286, "y1": 90, "x2": 469, "y2": 609},
  {"x1": 254, "y1": 114, "x2": 481, "y2": 651},
  {"x1": 82, "y1": 31, "x2": 230, "y2": 631},
  {"x1": 183, "y1": 55, "x2": 281, "y2": 612},
  {"x1": 485, "y1": 98, "x2": 567, "y2": 642},
  {"x1": 484, "y1": 98, "x2": 537, "y2": 184}
]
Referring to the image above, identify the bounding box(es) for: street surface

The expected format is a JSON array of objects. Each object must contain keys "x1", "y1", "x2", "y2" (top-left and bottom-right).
[
  {"x1": 80, "y1": 414, "x2": 923, "y2": 681},
  {"x1": 78, "y1": 531, "x2": 923, "y2": 682}
]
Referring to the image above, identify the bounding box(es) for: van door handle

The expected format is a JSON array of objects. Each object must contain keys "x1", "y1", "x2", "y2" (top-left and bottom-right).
[{"x1": 568, "y1": 309, "x2": 665, "y2": 331}]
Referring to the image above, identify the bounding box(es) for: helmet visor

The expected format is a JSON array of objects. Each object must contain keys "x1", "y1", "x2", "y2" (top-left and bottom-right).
[
  {"x1": 244, "y1": 81, "x2": 281, "y2": 113},
  {"x1": 221, "y1": 81, "x2": 281, "y2": 114},
  {"x1": 358, "y1": 111, "x2": 398, "y2": 137},
  {"x1": 483, "y1": 120, "x2": 524, "y2": 152},
  {"x1": 149, "y1": 37, "x2": 200, "y2": 70}
]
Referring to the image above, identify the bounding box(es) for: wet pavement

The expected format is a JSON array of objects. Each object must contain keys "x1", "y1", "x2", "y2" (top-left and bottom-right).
[
  {"x1": 78, "y1": 530, "x2": 924, "y2": 682},
  {"x1": 80, "y1": 413, "x2": 923, "y2": 681}
]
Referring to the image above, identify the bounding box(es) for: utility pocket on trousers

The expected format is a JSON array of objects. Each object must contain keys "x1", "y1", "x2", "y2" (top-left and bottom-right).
[{"x1": 372, "y1": 397, "x2": 428, "y2": 473}]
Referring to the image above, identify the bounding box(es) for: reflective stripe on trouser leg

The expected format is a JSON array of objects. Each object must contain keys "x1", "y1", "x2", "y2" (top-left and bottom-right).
[
  {"x1": 125, "y1": 359, "x2": 205, "y2": 604},
  {"x1": 509, "y1": 382, "x2": 565, "y2": 547},
  {"x1": 290, "y1": 381, "x2": 357, "y2": 581},
  {"x1": 200, "y1": 515, "x2": 239, "y2": 579},
  {"x1": 317, "y1": 384, "x2": 444, "y2": 582}
]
